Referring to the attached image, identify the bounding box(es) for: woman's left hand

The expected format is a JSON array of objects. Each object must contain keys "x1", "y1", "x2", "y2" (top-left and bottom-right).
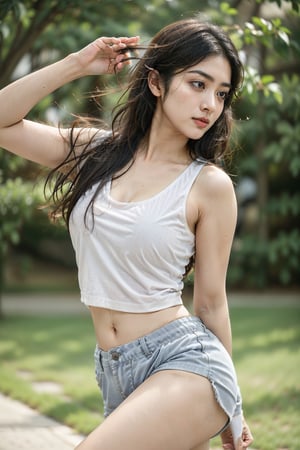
[{"x1": 221, "y1": 415, "x2": 254, "y2": 449}]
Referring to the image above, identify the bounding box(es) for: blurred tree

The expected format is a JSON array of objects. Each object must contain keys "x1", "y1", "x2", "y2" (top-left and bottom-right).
[{"x1": 225, "y1": 1, "x2": 300, "y2": 287}]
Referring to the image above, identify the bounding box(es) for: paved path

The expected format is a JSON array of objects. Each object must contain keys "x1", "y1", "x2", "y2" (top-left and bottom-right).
[
  {"x1": 0, "y1": 393, "x2": 83, "y2": 449},
  {"x1": 1, "y1": 291, "x2": 299, "y2": 317},
  {"x1": 1, "y1": 293, "x2": 88, "y2": 316}
]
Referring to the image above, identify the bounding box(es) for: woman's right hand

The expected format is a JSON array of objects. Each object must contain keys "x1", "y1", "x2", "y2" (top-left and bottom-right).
[{"x1": 74, "y1": 36, "x2": 139, "y2": 77}]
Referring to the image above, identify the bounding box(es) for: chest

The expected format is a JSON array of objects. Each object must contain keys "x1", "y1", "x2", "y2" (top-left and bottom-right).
[{"x1": 110, "y1": 159, "x2": 192, "y2": 204}]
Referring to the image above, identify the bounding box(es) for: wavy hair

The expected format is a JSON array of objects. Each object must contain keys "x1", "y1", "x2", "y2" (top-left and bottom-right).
[{"x1": 46, "y1": 18, "x2": 243, "y2": 226}]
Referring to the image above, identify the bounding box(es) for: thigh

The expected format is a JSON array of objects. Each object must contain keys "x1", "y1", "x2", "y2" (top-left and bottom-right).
[
  {"x1": 75, "y1": 370, "x2": 227, "y2": 450},
  {"x1": 191, "y1": 443, "x2": 210, "y2": 450}
]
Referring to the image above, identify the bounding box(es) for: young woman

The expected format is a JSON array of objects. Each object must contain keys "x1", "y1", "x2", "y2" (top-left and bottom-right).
[{"x1": 0, "y1": 18, "x2": 253, "y2": 450}]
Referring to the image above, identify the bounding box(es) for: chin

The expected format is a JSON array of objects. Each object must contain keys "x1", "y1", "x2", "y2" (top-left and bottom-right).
[{"x1": 187, "y1": 130, "x2": 207, "y2": 141}]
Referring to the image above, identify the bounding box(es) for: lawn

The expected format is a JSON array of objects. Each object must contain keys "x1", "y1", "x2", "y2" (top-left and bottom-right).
[{"x1": 0, "y1": 304, "x2": 299, "y2": 449}]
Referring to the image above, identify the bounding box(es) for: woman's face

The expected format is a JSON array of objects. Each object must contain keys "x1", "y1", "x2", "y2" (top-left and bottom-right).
[{"x1": 155, "y1": 55, "x2": 232, "y2": 141}]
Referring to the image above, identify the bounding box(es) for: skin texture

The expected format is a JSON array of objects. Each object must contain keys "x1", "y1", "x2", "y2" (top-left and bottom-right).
[{"x1": 0, "y1": 35, "x2": 253, "y2": 450}]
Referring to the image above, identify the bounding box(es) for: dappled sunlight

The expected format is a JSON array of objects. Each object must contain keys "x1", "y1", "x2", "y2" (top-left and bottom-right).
[{"x1": 234, "y1": 327, "x2": 299, "y2": 351}]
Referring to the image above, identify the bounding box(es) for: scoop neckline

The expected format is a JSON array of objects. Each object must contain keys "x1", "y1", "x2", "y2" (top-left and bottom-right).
[{"x1": 106, "y1": 160, "x2": 198, "y2": 207}]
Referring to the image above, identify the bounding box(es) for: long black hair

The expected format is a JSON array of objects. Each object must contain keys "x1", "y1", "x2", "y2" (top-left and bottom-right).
[{"x1": 46, "y1": 18, "x2": 243, "y2": 226}]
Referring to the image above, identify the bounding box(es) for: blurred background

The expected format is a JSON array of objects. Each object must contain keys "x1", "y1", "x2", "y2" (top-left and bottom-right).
[
  {"x1": 0, "y1": 2, "x2": 299, "y2": 448},
  {"x1": 0, "y1": 0, "x2": 299, "y2": 305}
]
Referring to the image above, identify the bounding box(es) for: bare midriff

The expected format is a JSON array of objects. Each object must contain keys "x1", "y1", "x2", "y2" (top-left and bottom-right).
[{"x1": 89, "y1": 304, "x2": 190, "y2": 351}]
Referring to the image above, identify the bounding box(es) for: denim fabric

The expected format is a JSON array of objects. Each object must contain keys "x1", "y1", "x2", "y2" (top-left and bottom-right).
[{"x1": 94, "y1": 316, "x2": 242, "y2": 426}]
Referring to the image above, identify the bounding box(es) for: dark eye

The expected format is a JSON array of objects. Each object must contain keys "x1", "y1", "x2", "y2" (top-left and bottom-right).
[
  {"x1": 191, "y1": 81, "x2": 205, "y2": 89},
  {"x1": 217, "y1": 91, "x2": 229, "y2": 100}
]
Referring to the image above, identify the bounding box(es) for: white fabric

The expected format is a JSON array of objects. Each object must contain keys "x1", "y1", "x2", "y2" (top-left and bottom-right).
[{"x1": 69, "y1": 160, "x2": 204, "y2": 312}]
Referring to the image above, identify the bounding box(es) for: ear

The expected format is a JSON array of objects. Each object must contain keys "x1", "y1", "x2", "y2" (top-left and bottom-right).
[{"x1": 147, "y1": 69, "x2": 162, "y2": 97}]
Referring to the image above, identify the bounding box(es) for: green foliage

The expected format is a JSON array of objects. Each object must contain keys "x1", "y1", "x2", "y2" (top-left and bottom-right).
[
  {"x1": 255, "y1": 0, "x2": 300, "y2": 13},
  {"x1": 0, "y1": 0, "x2": 22, "y2": 21},
  {"x1": 0, "y1": 174, "x2": 44, "y2": 254},
  {"x1": 263, "y1": 75, "x2": 300, "y2": 176},
  {"x1": 242, "y1": 66, "x2": 283, "y2": 104},
  {"x1": 262, "y1": 75, "x2": 300, "y2": 285},
  {"x1": 243, "y1": 16, "x2": 290, "y2": 47},
  {"x1": 229, "y1": 229, "x2": 300, "y2": 288},
  {"x1": 229, "y1": 236, "x2": 269, "y2": 289},
  {"x1": 268, "y1": 230, "x2": 300, "y2": 284},
  {"x1": 220, "y1": 2, "x2": 237, "y2": 17},
  {"x1": 230, "y1": 15, "x2": 293, "y2": 105},
  {"x1": 222, "y1": 0, "x2": 300, "y2": 289},
  {"x1": 229, "y1": 72, "x2": 300, "y2": 288}
]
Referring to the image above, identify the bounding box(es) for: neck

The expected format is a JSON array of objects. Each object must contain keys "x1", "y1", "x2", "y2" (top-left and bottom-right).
[{"x1": 140, "y1": 118, "x2": 190, "y2": 164}]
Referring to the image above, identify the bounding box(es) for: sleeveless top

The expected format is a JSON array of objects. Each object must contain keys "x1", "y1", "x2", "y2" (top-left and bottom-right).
[{"x1": 69, "y1": 160, "x2": 204, "y2": 312}]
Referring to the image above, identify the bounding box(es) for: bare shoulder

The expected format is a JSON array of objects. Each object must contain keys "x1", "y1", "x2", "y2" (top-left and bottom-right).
[{"x1": 195, "y1": 164, "x2": 236, "y2": 201}]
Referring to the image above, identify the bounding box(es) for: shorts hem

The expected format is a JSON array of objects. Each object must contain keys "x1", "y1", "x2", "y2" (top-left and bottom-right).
[{"x1": 152, "y1": 364, "x2": 234, "y2": 422}]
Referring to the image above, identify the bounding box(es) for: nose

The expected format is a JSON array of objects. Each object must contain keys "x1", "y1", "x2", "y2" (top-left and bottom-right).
[{"x1": 200, "y1": 90, "x2": 216, "y2": 112}]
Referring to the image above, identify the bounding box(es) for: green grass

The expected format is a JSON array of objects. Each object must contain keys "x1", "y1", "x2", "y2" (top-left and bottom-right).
[{"x1": 0, "y1": 306, "x2": 299, "y2": 449}]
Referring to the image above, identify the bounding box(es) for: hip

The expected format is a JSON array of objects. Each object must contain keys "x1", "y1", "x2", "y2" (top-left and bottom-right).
[{"x1": 94, "y1": 315, "x2": 240, "y2": 419}]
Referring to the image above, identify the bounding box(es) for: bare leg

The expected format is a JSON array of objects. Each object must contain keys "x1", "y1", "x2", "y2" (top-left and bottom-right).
[
  {"x1": 75, "y1": 370, "x2": 227, "y2": 450},
  {"x1": 191, "y1": 443, "x2": 210, "y2": 450}
]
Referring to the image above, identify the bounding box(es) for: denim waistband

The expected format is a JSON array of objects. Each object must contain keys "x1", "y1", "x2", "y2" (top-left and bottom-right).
[{"x1": 97, "y1": 315, "x2": 207, "y2": 363}]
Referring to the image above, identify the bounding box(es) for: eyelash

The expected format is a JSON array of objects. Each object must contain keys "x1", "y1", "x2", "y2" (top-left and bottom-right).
[{"x1": 190, "y1": 81, "x2": 229, "y2": 100}]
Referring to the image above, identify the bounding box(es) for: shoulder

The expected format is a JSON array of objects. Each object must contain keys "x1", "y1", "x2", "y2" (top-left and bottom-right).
[
  {"x1": 192, "y1": 163, "x2": 237, "y2": 222},
  {"x1": 195, "y1": 163, "x2": 236, "y2": 201},
  {"x1": 187, "y1": 163, "x2": 237, "y2": 230}
]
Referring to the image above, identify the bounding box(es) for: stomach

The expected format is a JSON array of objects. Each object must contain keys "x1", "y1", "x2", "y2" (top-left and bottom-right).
[{"x1": 89, "y1": 304, "x2": 191, "y2": 351}]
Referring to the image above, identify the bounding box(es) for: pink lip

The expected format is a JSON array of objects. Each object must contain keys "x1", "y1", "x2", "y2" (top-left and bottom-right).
[{"x1": 193, "y1": 117, "x2": 210, "y2": 129}]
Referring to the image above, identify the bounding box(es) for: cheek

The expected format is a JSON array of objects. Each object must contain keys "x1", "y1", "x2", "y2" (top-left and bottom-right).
[
  {"x1": 163, "y1": 97, "x2": 188, "y2": 124},
  {"x1": 164, "y1": 86, "x2": 195, "y2": 113}
]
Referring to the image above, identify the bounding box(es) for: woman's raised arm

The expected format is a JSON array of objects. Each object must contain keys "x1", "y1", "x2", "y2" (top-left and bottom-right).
[{"x1": 0, "y1": 36, "x2": 138, "y2": 167}]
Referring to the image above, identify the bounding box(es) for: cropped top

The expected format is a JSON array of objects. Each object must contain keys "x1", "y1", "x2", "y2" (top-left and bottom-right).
[{"x1": 69, "y1": 160, "x2": 204, "y2": 312}]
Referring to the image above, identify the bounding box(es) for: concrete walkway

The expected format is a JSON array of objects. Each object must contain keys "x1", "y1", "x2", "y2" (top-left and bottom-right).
[
  {"x1": 1, "y1": 290, "x2": 299, "y2": 316},
  {"x1": 1, "y1": 293, "x2": 87, "y2": 316},
  {"x1": 0, "y1": 393, "x2": 83, "y2": 449}
]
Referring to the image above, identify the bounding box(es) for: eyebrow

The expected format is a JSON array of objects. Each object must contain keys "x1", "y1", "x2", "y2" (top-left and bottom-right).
[{"x1": 187, "y1": 70, "x2": 231, "y2": 89}]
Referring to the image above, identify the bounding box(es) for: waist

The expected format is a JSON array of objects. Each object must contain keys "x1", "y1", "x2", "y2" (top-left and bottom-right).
[{"x1": 89, "y1": 304, "x2": 190, "y2": 351}]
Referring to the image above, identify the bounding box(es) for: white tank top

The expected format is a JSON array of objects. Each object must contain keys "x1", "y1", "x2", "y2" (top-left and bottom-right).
[{"x1": 69, "y1": 160, "x2": 204, "y2": 312}]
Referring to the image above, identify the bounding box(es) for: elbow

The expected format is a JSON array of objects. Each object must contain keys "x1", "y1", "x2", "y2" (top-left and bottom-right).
[{"x1": 193, "y1": 292, "x2": 228, "y2": 318}]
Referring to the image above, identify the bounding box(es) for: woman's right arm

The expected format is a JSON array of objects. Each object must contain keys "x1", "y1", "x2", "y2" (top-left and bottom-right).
[{"x1": 0, "y1": 36, "x2": 138, "y2": 168}]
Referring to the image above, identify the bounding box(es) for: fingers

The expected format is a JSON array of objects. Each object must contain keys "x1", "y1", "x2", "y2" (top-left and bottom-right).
[
  {"x1": 105, "y1": 37, "x2": 140, "y2": 72},
  {"x1": 98, "y1": 36, "x2": 139, "y2": 52},
  {"x1": 221, "y1": 417, "x2": 253, "y2": 450},
  {"x1": 92, "y1": 36, "x2": 139, "y2": 69},
  {"x1": 83, "y1": 35, "x2": 139, "y2": 74},
  {"x1": 241, "y1": 422, "x2": 254, "y2": 448},
  {"x1": 101, "y1": 36, "x2": 139, "y2": 44}
]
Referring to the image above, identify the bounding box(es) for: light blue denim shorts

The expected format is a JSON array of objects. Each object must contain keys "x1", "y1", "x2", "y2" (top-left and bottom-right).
[{"x1": 94, "y1": 316, "x2": 242, "y2": 425}]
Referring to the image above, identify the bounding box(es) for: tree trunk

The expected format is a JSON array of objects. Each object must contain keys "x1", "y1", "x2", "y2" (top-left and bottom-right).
[
  {"x1": 0, "y1": 2, "x2": 68, "y2": 87},
  {"x1": 255, "y1": 137, "x2": 269, "y2": 242}
]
